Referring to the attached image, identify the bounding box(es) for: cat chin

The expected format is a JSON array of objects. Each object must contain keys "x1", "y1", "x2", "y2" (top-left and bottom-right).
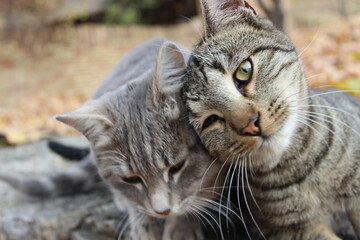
[
  {"x1": 251, "y1": 115, "x2": 298, "y2": 170},
  {"x1": 251, "y1": 138, "x2": 287, "y2": 169}
]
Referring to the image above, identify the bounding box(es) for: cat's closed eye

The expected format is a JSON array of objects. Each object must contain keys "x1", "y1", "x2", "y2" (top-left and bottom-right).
[
  {"x1": 168, "y1": 160, "x2": 186, "y2": 176},
  {"x1": 202, "y1": 115, "x2": 224, "y2": 131},
  {"x1": 122, "y1": 175, "x2": 143, "y2": 185}
]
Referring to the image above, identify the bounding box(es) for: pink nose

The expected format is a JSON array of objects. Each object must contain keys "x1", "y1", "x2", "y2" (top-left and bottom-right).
[
  {"x1": 241, "y1": 115, "x2": 261, "y2": 136},
  {"x1": 155, "y1": 209, "x2": 171, "y2": 216}
]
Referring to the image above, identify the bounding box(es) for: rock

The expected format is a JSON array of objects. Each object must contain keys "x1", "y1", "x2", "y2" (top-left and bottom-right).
[
  {"x1": 1, "y1": 0, "x2": 111, "y2": 30},
  {"x1": 0, "y1": 136, "x2": 125, "y2": 240}
]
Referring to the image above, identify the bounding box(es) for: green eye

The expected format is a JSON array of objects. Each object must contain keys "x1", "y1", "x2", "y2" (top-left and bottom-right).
[{"x1": 235, "y1": 59, "x2": 253, "y2": 82}]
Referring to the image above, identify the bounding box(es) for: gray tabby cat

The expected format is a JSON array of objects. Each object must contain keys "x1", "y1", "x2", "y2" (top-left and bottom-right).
[
  {"x1": 0, "y1": 39, "x2": 227, "y2": 240},
  {"x1": 177, "y1": 0, "x2": 360, "y2": 239}
]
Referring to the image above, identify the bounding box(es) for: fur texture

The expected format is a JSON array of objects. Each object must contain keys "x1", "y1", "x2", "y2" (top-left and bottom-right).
[{"x1": 181, "y1": 0, "x2": 360, "y2": 239}]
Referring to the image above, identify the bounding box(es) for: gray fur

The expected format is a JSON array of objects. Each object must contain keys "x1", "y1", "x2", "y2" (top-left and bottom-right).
[
  {"x1": 54, "y1": 39, "x2": 226, "y2": 239},
  {"x1": 182, "y1": 0, "x2": 360, "y2": 239}
]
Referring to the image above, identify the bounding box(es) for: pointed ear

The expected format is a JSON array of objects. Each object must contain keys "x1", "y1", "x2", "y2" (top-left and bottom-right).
[
  {"x1": 201, "y1": 0, "x2": 256, "y2": 36},
  {"x1": 55, "y1": 101, "x2": 114, "y2": 148},
  {"x1": 153, "y1": 41, "x2": 187, "y2": 120}
]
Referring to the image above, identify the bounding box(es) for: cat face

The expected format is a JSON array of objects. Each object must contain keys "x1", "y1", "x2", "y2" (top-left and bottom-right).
[
  {"x1": 57, "y1": 42, "x2": 225, "y2": 218},
  {"x1": 183, "y1": 0, "x2": 309, "y2": 170}
]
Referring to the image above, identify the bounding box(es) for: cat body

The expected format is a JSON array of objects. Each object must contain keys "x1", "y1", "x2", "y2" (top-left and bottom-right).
[
  {"x1": 180, "y1": 1, "x2": 360, "y2": 239},
  {"x1": 0, "y1": 39, "x2": 227, "y2": 240}
]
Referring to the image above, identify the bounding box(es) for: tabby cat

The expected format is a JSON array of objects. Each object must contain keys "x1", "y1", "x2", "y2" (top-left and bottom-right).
[
  {"x1": 0, "y1": 39, "x2": 228, "y2": 240},
  {"x1": 177, "y1": 0, "x2": 360, "y2": 239}
]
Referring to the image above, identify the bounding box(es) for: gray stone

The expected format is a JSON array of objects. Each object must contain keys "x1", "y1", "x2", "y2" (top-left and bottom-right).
[{"x1": 0, "y1": 136, "x2": 125, "y2": 240}]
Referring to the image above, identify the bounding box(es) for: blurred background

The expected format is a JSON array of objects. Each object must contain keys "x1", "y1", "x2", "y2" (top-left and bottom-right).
[{"x1": 0, "y1": 0, "x2": 359, "y2": 145}]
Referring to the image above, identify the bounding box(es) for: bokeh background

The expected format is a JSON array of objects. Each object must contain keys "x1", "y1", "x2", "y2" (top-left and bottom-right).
[{"x1": 0, "y1": 0, "x2": 360, "y2": 145}]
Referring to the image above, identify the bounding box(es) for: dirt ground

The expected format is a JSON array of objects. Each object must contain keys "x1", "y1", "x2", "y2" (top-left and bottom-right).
[{"x1": 0, "y1": 16, "x2": 360, "y2": 144}]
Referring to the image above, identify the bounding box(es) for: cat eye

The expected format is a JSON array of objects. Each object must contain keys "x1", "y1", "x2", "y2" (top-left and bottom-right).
[
  {"x1": 202, "y1": 115, "x2": 224, "y2": 130},
  {"x1": 234, "y1": 59, "x2": 253, "y2": 92},
  {"x1": 235, "y1": 59, "x2": 253, "y2": 81},
  {"x1": 169, "y1": 160, "x2": 186, "y2": 176},
  {"x1": 122, "y1": 176, "x2": 143, "y2": 185}
]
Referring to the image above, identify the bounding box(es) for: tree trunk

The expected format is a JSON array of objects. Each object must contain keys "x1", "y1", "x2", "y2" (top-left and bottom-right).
[{"x1": 256, "y1": 0, "x2": 285, "y2": 31}]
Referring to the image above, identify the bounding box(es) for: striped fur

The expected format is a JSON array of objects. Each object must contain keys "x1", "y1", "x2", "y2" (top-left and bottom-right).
[{"x1": 182, "y1": 0, "x2": 360, "y2": 239}]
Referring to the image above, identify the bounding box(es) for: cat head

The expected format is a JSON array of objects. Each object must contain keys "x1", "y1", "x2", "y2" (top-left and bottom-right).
[
  {"x1": 56, "y1": 42, "x2": 225, "y2": 218},
  {"x1": 182, "y1": 0, "x2": 309, "y2": 171}
]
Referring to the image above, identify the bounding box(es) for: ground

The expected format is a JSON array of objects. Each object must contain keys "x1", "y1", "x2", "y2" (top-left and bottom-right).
[{"x1": 0, "y1": 16, "x2": 360, "y2": 144}]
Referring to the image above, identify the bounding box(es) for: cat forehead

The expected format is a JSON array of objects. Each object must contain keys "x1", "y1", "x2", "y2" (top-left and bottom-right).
[
  {"x1": 198, "y1": 30, "x2": 291, "y2": 58},
  {"x1": 107, "y1": 111, "x2": 191, "y2": 170},
  {"x1": 107, "y1": 141, "x2": 190, "y2": 175}
]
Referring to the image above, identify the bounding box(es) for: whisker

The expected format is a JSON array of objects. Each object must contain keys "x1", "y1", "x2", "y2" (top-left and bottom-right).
[
  {"x1": 225, "y1": 160, "x2": 238, "y2": 233},
  {"x1": 296, "y1": 114, "x2": 351, "y2": 160},
  {"x1": 305, "y1": 73, "x2": 326, "y2": 81},
  {"x1": 296, "y1": 90, "x2": 360, "y2": 102},
  {"x1": 296, "y1": 104, "x2": 360, "y2": 123},
  {"x1": 294, "y1": 117, "x2": 331, "y2": 150},
  {"x1": 213, "y1": 155, "x2": 231, "y2": 193},
  {"x1": 237, "y1": 156, "x2": 251, "y2": 239},
  {"x1": 190, "y1": 199, "x2": 225, "y2": 240},
  {"x1": 244, "y1": 159, "x2": 262, "y2": 215},
  {"x1": 242, "y1": 159, "x2": 266, "y2": 240},
  {"x1": 298, "y1": 28, "x2": 320, "y2": 57},
  {"x1": 196, "y1": 197, "x2": 243, "y2": 223},
  {"x1": 116, "y1": 214, "x2": 129, "y2": 240},
  {"x1": 199, "y1": 157, "x2": 219, "y2": 190},
  {"x1": 294, "y1": 110, "x2": 360, "y2": 138},
  {"x1": 177, "y1": 15, "x2": 206, "y2": 45},
  {"x1": 218, "y1": 155, "x2": 235, "y2": 238},
  {"x1": 188, "y1": 206, "x2": 220, "y2": 239},
  {"x1": 249, "y1": 154, "x2": 256, "y2": 179}
]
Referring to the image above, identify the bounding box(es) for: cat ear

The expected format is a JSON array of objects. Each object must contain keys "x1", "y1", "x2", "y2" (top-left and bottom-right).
[
  {"x1": 201, "y1": 0, "x2": 256, "y2": 36},
  {"x1": 55, "y1": 101, "x2": 114, "y2": 148},
  {"x1": 153, "y1": 41, "x2": 187, "y2": 119}
]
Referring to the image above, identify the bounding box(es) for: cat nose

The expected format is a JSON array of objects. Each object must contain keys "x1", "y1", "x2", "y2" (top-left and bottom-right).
[
  {"x1": 155, "y1": 209, "x2": 171, "y2": 216},
  {"x1": 241, "y1": 115, "x2": 261, "y2": 136}
]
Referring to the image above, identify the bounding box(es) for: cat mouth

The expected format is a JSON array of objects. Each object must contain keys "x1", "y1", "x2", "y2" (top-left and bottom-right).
[{"x1": 252, "y1": 125, "x2": 284, "y2": 149}]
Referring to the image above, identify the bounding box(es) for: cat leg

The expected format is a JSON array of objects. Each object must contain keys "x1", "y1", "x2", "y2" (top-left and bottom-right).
[
  {"x1": 348, "y1": 207, "x2": 360, "y2": 238},
  {"x1": 268, "y1": 224, "x2": 341, "y2": 240},
  {"x1": 162, "y1": 215, "x2": 204, "y2": 240}
]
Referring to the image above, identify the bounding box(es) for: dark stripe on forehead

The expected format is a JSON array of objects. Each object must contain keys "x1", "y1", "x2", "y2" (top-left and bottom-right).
[
  {"x1": 128, "y1": 105, "x2": 144, "y2": 172},
  {"x1": 193, "y1": 56, "x2": 209, "y2": 83},
  {"x1": 120, "y1": 119, "x2": 134, "y2": 172},
  {"x1": 211, "y1": 60, "x2": 226, "y2": 74},
  {"x1": 146, "y1": 123, "x2": 157, "y2": 168},
  {"x1": 162, "y1": 150, "x2": 170, "y2": 167},
  {"x1": 253, "y1": 46, "x2": 296, "y2": 55},
  {"x1": 269, "y1": 59, "x2": 297, "y2": 81}
]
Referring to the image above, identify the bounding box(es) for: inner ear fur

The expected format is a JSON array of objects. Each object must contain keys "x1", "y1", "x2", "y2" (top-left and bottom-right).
[
  {"x1": 201, "y1": 0, "x2": 257, "y2": 36},
  {"x1": 55, "y1": 101, "x2": 114, "y2": 147},
  {"x1": 153, "y1": 41, "x2": 187, "y2": 119}
]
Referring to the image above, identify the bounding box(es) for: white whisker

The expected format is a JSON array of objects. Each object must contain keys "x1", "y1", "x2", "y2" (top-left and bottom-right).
[
  {"x1": 242, "y1": 159, "x2": 266, "y2": 240},
  {"x1": 244, "y1": 159, "x2": 262, "y2": 215}
]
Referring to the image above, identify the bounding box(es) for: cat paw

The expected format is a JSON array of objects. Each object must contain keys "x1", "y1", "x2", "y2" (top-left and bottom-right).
[{"x1": 163, "y1": 217, "x2": 204, "y2": 240}]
